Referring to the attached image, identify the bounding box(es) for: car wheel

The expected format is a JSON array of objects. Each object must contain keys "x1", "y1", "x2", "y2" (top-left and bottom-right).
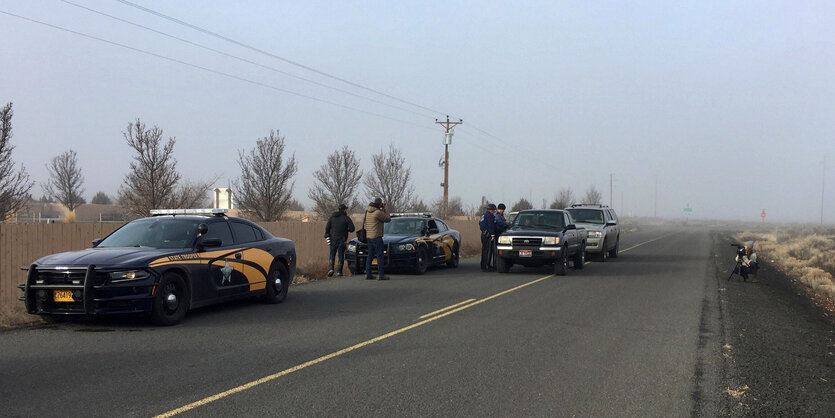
[
  {"x1": 262, "y1": 262, "x2": 289, "y2": 304},
  {"x1": 554, "y1": 247, "x2": 568, "y2": 276},
  {"x1": 150, "y1": 272, "x2": 189, "y2": 326},
  {"x1": 349, "y1": 262, "x2": 364, "y2": 275},
  {"x1": 573, "y1": 244, "x2": 585, "y2": 269},
  {"x1": 497, "y1": 256, "x2": 510, "y2": 273},
  {"x1": 414, "y1": 247, "x2": 429, "y2": 275},
  {"x1": 609, "y1": 237, "x2": 619, "y2": 259},
  {"x1": 446, "y1": 243, "x2": 460, "y2": 268},
  {"x1": 599, "y1": 239, "x2": 608, "y2": 262}
]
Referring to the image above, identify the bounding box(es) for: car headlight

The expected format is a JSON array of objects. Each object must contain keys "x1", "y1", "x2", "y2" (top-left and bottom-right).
[
  {"x1": 497, "y1": 236, "x2": 511, "y2": 244},
  {"x1": 109, "y1": 270, "x2": 150, "y2": 282},
  {"x1": 347, "y1": 243, "x2": 357, "y2": 252},
  {"x1": 397, "y1": 243, "x2": 415, "y2": 251},
  {"x1": 588, "y1": 231, "x2": 602, "y2": 238},
  {"x1": 542, "y1": 237, "x2": 560, "y2": 245}
]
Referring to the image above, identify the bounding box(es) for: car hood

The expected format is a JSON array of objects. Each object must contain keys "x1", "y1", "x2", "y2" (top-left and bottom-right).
[
  {"x1": 573, "y1": 222, "x2": 603, "y2": 231},
  {"x1": 503, "y1": 229, "x2": 563, "y2": 236},
  {"x1": 33, "y1": 247, "x2": 183, "y2": 268}
]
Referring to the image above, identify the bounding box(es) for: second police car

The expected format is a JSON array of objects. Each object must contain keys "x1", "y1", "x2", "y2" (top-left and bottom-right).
[
  {"x1": 345, "y1": 212, "x2": 461, "y2": 275},
  {"x1": 19, "y1": 209, "x2": 295, "y2": 325}
]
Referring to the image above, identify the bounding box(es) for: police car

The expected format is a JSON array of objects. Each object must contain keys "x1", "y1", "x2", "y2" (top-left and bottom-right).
[
  {"x1": 18, "y1": 209, "x2": 295, "y2": 325},
  {"x1": 345, "y1": 212, "x2": 461, "y2": 275}
]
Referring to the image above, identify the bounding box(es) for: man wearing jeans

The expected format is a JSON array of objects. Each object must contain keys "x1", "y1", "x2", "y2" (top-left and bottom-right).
[{"x1": 364, "y1": 197, "x2": 391, "y2": 280}]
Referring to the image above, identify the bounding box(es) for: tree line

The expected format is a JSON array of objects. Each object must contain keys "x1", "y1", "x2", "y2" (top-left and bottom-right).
[{"x1": 0, "y1": 102, "x2": 605, "y2": 222}]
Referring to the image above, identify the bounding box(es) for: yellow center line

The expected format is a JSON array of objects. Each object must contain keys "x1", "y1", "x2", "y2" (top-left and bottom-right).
[
  {"x1": 419, "y1": 298, "x2": 477, "y2": 319},
  {"x1": 154, "y1": 274, "x2": 555, "y2": 418}
]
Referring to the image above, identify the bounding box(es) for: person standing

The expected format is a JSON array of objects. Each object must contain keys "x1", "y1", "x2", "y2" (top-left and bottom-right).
[
  {"x1": 324, "y1": 203, "x2": 355, "y2": 277},
  {"x1": 492, "y1": 203, "x2": 509, "y2": 270},
  {"x1": 479, "y1": 203, "x2": 497, "y2": 271},
  {"x1": 364, "y1": 197, "x2": 392, "y2": 280}
]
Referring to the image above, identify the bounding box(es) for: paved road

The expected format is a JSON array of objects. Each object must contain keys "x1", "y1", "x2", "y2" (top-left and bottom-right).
[{"x1": 0, "y1": 225, "x2": 747, "y2": 417}]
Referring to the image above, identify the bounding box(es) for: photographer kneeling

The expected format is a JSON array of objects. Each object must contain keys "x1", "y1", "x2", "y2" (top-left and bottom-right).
[{"x1": 734, "y1": 241, "x2": 759, "y2": 282}]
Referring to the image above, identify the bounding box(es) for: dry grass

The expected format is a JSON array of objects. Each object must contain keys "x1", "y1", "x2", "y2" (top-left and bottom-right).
[
  {"x1": 0, "y1": 303, "x2": 40, "y2": 328},
  {"x1": 737, "y1": 227, "x2": 835, "y2": 303}
]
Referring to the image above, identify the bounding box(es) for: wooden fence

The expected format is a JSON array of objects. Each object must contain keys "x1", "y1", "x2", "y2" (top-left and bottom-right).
[{"x1": 0, "y1": 218, "x2": 479, "y2": 308}]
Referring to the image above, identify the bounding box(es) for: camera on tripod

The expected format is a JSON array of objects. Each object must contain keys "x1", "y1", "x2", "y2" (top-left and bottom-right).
[{"x1": 728, "y1": 241, "x2": 756, "y2": 282}]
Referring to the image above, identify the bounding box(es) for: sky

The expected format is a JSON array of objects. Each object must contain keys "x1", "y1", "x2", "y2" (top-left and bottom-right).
[{"x1": 1, "y1": 0, "x2": 833, "y2": 223}]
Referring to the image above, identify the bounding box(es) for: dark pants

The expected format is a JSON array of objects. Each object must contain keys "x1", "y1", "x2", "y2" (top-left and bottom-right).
[
  {"x1": 481, "y1": 232, "x2": 494, "y2": 270},
  {"x1": 328, "y1": 238, "x2": 346, "y2": 271},
  {"x1": 366, "y1": 237, "x2": 385, "y2": 277}
]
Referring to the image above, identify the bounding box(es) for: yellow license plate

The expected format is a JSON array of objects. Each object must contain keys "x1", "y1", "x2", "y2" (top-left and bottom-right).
[
  {"x1": 54, "y1": 289, "x2": 74, "y2": 302},
  {"x1": 371, "y1": 259, "x2": 378, "y2": 265}
]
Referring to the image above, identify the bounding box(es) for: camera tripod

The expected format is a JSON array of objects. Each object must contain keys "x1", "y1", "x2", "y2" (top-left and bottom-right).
[{"x1": 728, "y1": 258, "x2": 746, "y2": 281}]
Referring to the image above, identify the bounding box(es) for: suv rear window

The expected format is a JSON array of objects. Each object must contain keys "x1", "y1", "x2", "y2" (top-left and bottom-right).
[{"x1": 567, "y1": 209, "x2": 605, "y2": 224}]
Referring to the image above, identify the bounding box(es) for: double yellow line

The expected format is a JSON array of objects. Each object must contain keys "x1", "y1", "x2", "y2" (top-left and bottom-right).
[
  {"x1": 155, "y1": 274, "x2": 555, "y2": 417},
  {"x1": 156, "y1": 235, "x2": 663, "y2": 417}
]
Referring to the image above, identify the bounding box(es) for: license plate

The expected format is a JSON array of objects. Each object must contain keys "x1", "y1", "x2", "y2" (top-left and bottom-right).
[
  {"x1": 54, "y1": 289, "x2": 74, "y2": 302},
  {"x1": 371, "y1": 259, "x2": 378, "y2": 265},
  {"x1": 519, "y1": 250, "x2": 532, "y2": 257}
]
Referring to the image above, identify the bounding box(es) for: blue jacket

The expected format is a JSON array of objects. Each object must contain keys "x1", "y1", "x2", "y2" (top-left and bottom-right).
[
  {"x1": 479, "y1": 210, "x2": 496, "y2": 236},
  {"x1": 494, "y1": 212, "x2": 508, "y2": 234}
]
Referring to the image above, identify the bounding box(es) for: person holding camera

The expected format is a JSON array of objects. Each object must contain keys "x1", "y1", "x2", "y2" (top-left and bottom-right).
[
  {"x1": 324, "y1": 203, "x2": 355, "y2": 277},
  {"x1": 364, "y1": 197, "x2": 392, "y2": 280},
  {"x1": 735, "y1": 241, "x2": 759, "y2": 282}
]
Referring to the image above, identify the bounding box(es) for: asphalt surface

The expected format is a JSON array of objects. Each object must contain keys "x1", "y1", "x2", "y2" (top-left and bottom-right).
[{"x1": 0, "y1": 225, "x2": 832, "y2": 417}]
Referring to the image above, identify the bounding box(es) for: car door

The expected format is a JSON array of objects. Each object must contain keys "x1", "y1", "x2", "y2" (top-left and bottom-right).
[
  {"x1": 433, "y1": 220, "x2": 456, "y2": 262},
  {"x1": 229, "y1": 220, "x2": 270, "y2": 293},
  {"x1": 191, "y1": 219, "x2": 250, "y2": 302}
]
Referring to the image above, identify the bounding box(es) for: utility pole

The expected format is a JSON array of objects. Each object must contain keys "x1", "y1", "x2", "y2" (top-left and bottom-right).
[
  {"x1": 609, "y1": 173, "x2": 614, "y2": 207},
  {"x1": 435, "y1": 115, "x2": 462, "y2": 217},
  {"x1": 822, "y1": 158, "x2": 827, "y2": 225}
]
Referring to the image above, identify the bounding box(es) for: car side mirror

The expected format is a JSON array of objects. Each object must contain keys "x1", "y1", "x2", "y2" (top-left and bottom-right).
[
  {"x1": 92, "y1": 238, "x2": 102, "y2": 247},
  {"x1": 565, "y1": 224, "x2": 576, "y2": 230},
  {"x1": 606, "y1": 220, "x2": 617, "y2": 226},
  {"x1": 197, "y1": 223, "x2": 209, "y2": 235},
  {"x1": 428, "y1": 227, "x2": 440, "y2": 235}
]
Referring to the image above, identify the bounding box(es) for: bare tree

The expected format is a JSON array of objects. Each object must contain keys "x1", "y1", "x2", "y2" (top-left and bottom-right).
[
  {"x1": 117, "y1": 120, "x2": 180, "y2": 217},
  {"x1": 431, "y1": 196, "x2": 466, "y2": 216},
  {"x1": 0, "y1": 102, "x2": 34, "y2": 220},
  {"x1": 42, "y1": 150, "x2": 85, "y2": 212},
  {"x1": 363, "y1": 144, "x2": 415, "y2": 212},
  {"x1": 409, "y1": 199, "x2": 429, "y2": 213},
  {"x1": 511, "y1": 198, "x2": 534, "y2": 212},
  {"x1": 234, "y1": 130, "x2": 298, "y2": 222},
  {"x1": 171, "y1": 177, "x2": 218, "y2": 209},
  {"x1": 550, "y1": 187, "x2": 575, "y2": 209},
  {"x1": 583, "y1": 185, "x2": 603, "y2": 204},
  {"x1": 308, "y1": 146, "x2": 363, "y2": 219},
  {"x1": 91, "y1": 191, "x2": 112, "y2": 205}
]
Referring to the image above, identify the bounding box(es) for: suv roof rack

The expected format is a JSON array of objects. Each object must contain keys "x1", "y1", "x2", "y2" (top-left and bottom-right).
[
  {"x1": 569, "y1": 203, "x2": 608, "y2": 208},
  {"x1": 390, "y1": 212, "x2": 432, "y2": 218},
  {"x1": 150, "y1": 208, "x2": 228, "y2": 216}
]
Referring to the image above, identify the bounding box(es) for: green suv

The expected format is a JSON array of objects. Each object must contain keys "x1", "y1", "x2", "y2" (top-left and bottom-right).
[{"x1": 566, "y1": 204, "x2": 620, "y2": 261}]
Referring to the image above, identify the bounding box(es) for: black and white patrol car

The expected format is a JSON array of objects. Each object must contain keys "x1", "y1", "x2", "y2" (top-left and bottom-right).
[
  {"x1": 18, "y1": 209, "x2": 295, "y2": 325},
  {"x1": 345, "y1": 212, "x2": 461, "y2": 275}
]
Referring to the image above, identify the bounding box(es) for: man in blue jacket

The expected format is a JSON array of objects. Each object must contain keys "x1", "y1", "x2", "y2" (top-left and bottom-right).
[{"x1": 479, "y1": 203, "x2": 497, "y2": 271}]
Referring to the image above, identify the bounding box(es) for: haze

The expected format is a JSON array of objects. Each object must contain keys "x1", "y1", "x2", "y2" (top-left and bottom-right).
[{"x1": 1, "y1": 1, "x2": 832, "y2": 223}]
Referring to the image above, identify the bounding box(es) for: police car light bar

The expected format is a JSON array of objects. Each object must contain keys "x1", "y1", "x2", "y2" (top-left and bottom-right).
[
  {"x1": 150, "y1": 208, "x2": 228, "y2": 216},
  {"x1": 390, "y1": 212, "x2": 432, "y2": 218}
]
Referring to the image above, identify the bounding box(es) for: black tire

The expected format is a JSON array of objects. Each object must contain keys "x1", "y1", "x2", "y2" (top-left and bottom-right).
[
  {"x1": 150, "y1": 272, "x2": 189, "y2": 326},
  {"x1": 573, "y1": 244, "x2": 586, "y2": 269},
  {"x1": 414, "y1": 247, "x2": 429, "y2": 275},
  {"x1": 262, "y1": 262, "x2": 289, "y2": 304},
  {"x1": 497, "y1": 256, "x2": 510, "y2": 273},
  {"x1": 349, "y1": 262, "x2": 364, "y2": 275},
  {"x1": 446, "y1": 243, "x2": 460, "y2": 268},
  {"x1": 554, "y1": 247, "x2": 568, "y2": 276},
  {"x1": 609, "y1": 237, "x2": 619, "y2": 259},
  {"x1": 599, "y1": 239, "x2": 608, "y2": 262}
]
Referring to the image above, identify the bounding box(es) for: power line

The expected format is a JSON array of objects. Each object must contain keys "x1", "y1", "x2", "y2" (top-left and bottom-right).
[
  {"x1": 0, "y1": 9, "x2": 436, "y2": 130},
  {"x1": 59, "y1": 0, "x2": 436, "y2": 120},
  {"x1": 113, "y1": 0, "x2": 448, "y2": 117}
]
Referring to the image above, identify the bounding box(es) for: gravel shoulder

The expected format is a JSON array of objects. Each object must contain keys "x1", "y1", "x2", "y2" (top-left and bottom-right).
[{"x1": 713, "y1": 231, "x2": 835, "y2": 416}]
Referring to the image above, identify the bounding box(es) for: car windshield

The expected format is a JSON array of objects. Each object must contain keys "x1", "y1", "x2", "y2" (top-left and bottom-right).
[
  {"x1": 384, "y1": 218, "x2": 426, "y2": 235},
  {"x1": 567, "y1": 209, "x2": 604, "y2": 224},
  {"x1": 512, "y1": 211, "x2": 564, "y2": 230},
  {"x1": 98, "y1": 218, "x2": 200, "y2": 249}
]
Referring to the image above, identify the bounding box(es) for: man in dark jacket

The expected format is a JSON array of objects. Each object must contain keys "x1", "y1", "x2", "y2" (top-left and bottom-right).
[
  {"x1": 479, "y1": 203, "x2": 497, "y2": 271},
  {"x1": 325, "y1": 203, "x2": 355, "y2": 277}
]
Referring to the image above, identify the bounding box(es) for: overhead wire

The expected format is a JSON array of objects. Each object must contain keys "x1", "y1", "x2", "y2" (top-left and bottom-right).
[
  {"x1": 0, "y1": 9, "x2": 436, "y2": 132},
  {"x1": 113, "y1": 0, "x2": 448, "y2": 117},
  {"x1": 59, "y1": 0, "x2": 437, "y2": 121}
]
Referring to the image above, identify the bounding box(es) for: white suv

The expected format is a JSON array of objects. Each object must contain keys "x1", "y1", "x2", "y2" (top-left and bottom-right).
[{"x1": 566, "y1": 204, "x2": 620, "y2": 261}]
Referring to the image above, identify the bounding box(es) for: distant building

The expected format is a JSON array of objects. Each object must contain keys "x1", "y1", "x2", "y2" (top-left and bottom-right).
[{"x1": 214, "y1": 188, "x2": 234, "y2": 210}]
